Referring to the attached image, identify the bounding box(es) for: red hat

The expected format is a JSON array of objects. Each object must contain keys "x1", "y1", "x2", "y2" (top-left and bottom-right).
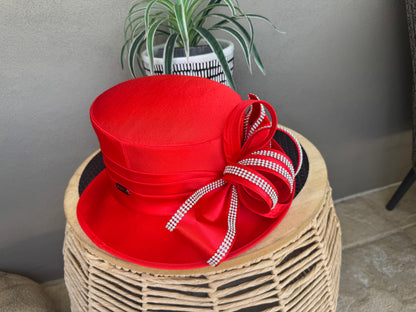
[{"x1": 77, "y1": 75, "x2": 304, "y2": 269}]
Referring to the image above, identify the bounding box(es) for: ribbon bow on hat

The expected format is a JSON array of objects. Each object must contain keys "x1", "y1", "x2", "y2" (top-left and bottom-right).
[{"x1": 166, "y1": 95, "x2": 303, "y2": 267}]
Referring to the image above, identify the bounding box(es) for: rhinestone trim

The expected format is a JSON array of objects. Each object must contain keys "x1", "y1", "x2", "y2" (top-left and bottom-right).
[
  {"x1": 243, "y1": 106, "x2": 253, "y2": 142},
  {"x1": 166, "y1": 179, "x2": 226, "y2": 232},
  {"x1": 252, "y1": 150, "x2": 295, "y2": 179},
  {"x1": 247, "y1": 104, "x2": 266, "y2": 138},
  {"x1": 238, "y1": 158, "x2": 294, "y2": 193},
  {"x1": 224, "y1": 165, "x2": 278, "y2": 209},
  {"x1": 165, "y1": 98, "x2": 298, "y2": 267},
  {"x1": 207, "y1": 186, "x2": 238, "y2": 267}
]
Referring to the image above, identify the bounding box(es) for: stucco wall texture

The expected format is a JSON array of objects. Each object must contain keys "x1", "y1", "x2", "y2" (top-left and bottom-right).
[{"x1": 0, "y1": 0, "x2": 413, "y2": 281}]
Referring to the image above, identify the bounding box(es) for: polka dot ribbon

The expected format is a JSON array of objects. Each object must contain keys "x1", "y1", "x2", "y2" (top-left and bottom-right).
[{"x1": 166, "y1": 95, "x2": 303, "y2": 267}]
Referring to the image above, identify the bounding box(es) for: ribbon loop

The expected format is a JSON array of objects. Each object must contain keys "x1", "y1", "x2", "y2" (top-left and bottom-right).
[
  {"x1": 223, "y1": 164, "x2": 278, "y2": 210},
  {"x1": 166, "y1": 96, "x2": 303, "y2": 266}
]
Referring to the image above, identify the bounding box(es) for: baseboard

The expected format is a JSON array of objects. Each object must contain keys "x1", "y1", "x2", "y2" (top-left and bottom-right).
[{"x1": 333, "y1": 182, "x2": 400, "y2": 204}]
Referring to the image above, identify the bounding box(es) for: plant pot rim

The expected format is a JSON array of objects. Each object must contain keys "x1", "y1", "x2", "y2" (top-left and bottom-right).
[{"x1": 141, "y1": 39, "x2": 234, "y2": 65}]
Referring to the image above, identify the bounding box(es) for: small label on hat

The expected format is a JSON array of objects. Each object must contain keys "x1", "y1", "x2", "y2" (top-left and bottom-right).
[{"x1": 115, "y1": 183, "x2": 130, "y2": 195}]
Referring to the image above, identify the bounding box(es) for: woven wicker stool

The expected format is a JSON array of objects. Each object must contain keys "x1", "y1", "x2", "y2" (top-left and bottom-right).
[{"x1": 63, "y1": 130, "x2": 341, "y2": 312}]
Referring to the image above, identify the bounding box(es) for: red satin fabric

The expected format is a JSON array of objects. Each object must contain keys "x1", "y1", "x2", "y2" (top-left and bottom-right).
[
  {"x1": 77, "y1": 75, "x2": 295, "y2": 269},
  {"x1": 90, "y1": 76, "x2": 240, "y2": 172},
  {"x1": 223, "y1": 99, "x2": 294, "y2": 217}
]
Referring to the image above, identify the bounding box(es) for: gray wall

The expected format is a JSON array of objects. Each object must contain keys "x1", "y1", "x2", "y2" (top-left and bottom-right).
[
  {"x1": 235, "y1": 0, "x2": 413, "y2": 198},
  {"x1": 0, "y1": 0, "x2": 412, "y2": 282}
]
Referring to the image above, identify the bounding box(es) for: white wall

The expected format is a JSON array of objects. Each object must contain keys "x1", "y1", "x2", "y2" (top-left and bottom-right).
[{"x1": 0, "y1": 0, "x2": 412, "y2": 281}]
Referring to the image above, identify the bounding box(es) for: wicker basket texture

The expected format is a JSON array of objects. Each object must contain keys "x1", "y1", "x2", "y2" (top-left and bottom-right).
[{"x1": 63, "y1": 130, "x2": 341, "y2": 312}]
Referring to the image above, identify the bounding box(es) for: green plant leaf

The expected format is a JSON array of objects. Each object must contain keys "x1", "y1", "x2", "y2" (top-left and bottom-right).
[
  {"x1": 147, "y1": 17, "x2": 168, "y2": 75},
  {"x1": 122, "y1": 0, "x2": 272, "y2": 79},
  {"x1": 223, "y1": 0, "x2": 236, "y2": 15},
  {"x1": 211, "y1": 25, "x2": 251, "y2": 73},
  {"x1": 193, "y1": 4, "x2": 227, "y2": 24},
  {"x1": 128, "y1": 30, "x2": 146, "y2": 77},
  {"x1": 190, "y1": 3, "x2": 227, "y2": 45},
  {"x1": 175, "y1": 0, "x2": 189, "y2": 58},
  {"x1": 245, "y1": 13, "x2": 283, "y2": 32},
  {"x1": 210, "y1": 13, "x2": 265, "y2": 74},
  {"x1": 128, "y1": 0, "x2": 150, "y2": 17},
  {"x1": 163, "y1": 33, "x2": 178, "y2": 74},
  {"x1": 121, "y1": 39, "x2": 131, "y2": 69},
  {"x1": 196, "y1": 0, "x2": 221, "y2": 28},
  {"x1": 156, "y1": 28, "x2": 171, "y2": 36},
  {"x1": 126, "y1": 19, "x2": 145, "y2": 42},
  {"x1": 233, "y1": 14, "x2": 266, "y2": 74},
  {"x1": 124, "y1": 8, "x2": 146, "y2": 39},
  {"x1": 130, "y1": 1, "x2": 150, "y2": 11},
  {"x1": 210, "y1": 13, "x2": 253, "y2": 52},
  {"x1": 184, "y1": 0, "x2": 192, "y2": 9},
  {"x1": 188, "y1": 0, "x2": 208, "y2": 19},
  {"x1": 252, "y1": 43, "x2": 265, "y2": 74},
  {"x1": 195, "y1": 26, "x2": 235, "y2": 90},
  {"x1": 145, "y1": 0, "x2": 159, "y2": 33},
  {"x1": 136, "y1": 40, "x2": 147, "y2": 76},
  {"x1": 126, "y1": 7, "x2": 147, "y2": 20},
  {"x1": 156, "y1": 0, "x2": 175, "y2": 11},
  {"x1": 222, "y1": 7, "x2": 255, "y2": 53}
]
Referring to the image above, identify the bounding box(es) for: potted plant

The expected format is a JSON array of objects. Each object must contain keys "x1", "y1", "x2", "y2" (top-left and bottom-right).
[{"x1": 121, "y1": 0, "x2": 280, "y2": 90}]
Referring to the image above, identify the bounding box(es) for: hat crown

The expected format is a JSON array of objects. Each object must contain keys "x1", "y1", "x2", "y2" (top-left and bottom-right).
[{"x1": 90, "y1": 76, "x2": 242, "y2": 174}]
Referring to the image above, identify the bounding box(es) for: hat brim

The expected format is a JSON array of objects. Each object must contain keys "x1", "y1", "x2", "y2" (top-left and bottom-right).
[{"x1": 77, "y1": 130, "x2": 309, "y2": 269}]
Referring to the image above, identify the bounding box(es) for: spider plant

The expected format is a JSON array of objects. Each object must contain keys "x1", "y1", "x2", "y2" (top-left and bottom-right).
[{"x1": 121, "y1": 0, "x2": 280, "y2": 90}]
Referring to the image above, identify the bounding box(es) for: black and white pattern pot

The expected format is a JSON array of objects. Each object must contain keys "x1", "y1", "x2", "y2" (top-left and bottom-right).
[{"x1": 141, "y1": 40, "x2": 234, "y2": 87}]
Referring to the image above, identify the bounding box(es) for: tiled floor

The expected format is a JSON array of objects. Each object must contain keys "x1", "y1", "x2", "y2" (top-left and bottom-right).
[
  {"x1": 335, "y1": 184, "x2": 416, "y2": 312},
  {"x1": 44, "y1": 184, "x2": 416, "y2": 312}
]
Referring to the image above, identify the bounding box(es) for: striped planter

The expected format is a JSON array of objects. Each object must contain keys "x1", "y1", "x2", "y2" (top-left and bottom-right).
[{"x1": 141, "y1": 40, "x2": 234, "y2": 87}]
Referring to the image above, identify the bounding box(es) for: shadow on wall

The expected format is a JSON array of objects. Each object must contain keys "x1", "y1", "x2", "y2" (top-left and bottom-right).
[{"x1": 0, "y1": 229, "x2": 65, "y2": 283}]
